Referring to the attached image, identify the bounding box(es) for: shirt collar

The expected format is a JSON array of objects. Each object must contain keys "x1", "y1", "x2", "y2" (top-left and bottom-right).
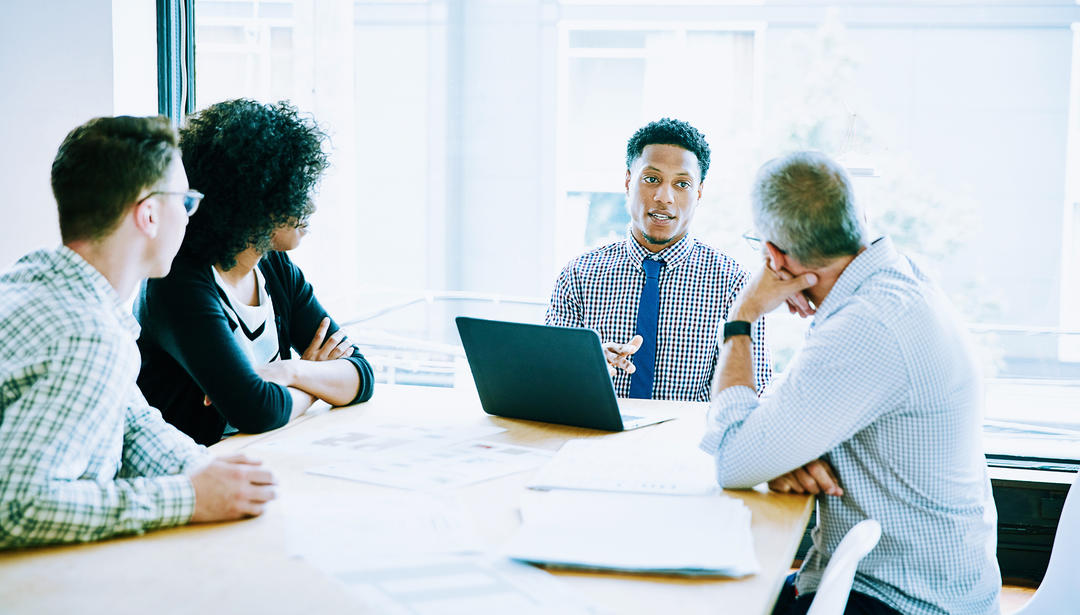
[
  {"x1": 812, "y1": 236, "x2": 896, "y2": 323},
  {"x1": 55, "y1": 245, "x2": 141, "y2": 337},
  {"x1": 622, "y1": 226, "x2": 697, "y2": 269}
]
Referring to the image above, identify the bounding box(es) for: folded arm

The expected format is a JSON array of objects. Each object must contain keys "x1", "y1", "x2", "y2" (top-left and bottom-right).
[
  {"x1": 703, "y1": 296, "x2": 905, "y2": 489},
  {"x1": 279, "y1": 255, "x2": 374, "y2": 407},
  {"x1": 143, "y1": 273, "x2": 295, "y2": 434}
]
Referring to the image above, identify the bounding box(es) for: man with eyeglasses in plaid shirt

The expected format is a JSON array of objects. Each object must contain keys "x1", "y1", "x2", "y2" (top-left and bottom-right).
[
  {"x1": 0, "y1": 116, "x2": 277, "y2": 549},
  {"x1": 547, "y1": 118, "x2": 772, "y2": 401},
  {"x1": 704, "y1": 151, "x2": 1000, "y2": 614}
]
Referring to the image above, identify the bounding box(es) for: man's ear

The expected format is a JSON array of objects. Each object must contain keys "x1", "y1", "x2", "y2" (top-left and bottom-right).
[
  {"x1": 765, "y1": 241, "x2": 786, "y2": 272},
  {"x1": 696, "y1": 181, "x2": 704, "y2": 201},
  {"x1": 625, "y1": 169, "x2": 631, "y2": 195},
  {"x1": 133, "y1": 199, "x2": 159, "y2": 239}
]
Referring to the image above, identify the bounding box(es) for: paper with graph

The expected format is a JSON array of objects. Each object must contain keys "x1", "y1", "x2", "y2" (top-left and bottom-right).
[
  {"x1": 251, "y1": 421, "x2": 507, "y2": 461},
  {"x1": 308, "y1": 440, "x2": 553, "y2": 491}
]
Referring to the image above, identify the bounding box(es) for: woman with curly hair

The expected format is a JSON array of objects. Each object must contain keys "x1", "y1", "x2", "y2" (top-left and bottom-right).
[{"x1": 135, "y1": 99, "x2": 374, "y2": 445}]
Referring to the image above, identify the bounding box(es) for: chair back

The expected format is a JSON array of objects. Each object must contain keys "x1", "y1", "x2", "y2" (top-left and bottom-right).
[
  {"x1": 806, "y1": 519, "x2": 882, "y2": 615},
  {"x1": 1013, "y1": 472, "x2": 1080, "y2": 615}
]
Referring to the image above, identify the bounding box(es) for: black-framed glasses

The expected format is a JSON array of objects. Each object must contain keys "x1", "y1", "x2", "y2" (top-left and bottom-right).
[
  {"x1": 137, "y1": 189, "x2": 204, "y2": 217},
  {"x1": 742, "y1": 232, "x2": 787, "y2": 255}
]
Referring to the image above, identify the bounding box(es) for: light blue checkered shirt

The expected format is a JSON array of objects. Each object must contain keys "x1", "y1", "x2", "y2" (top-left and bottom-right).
[
  {"x1": 0, "y1": 247, "x2": 206, "y2": 548},
  {"x1": 701, "y1": 237, "x2": 1001, "y2": 615}
]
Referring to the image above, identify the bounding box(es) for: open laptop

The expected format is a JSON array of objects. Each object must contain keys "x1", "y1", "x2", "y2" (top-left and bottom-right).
[{"x1": 455, "y1": 316, "x2": 676, "y2": 431}]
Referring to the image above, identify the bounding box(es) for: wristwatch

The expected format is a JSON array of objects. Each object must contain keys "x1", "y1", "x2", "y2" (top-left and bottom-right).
[{"x1": 722, "y1": 320, "x2": 753, "y2": 342}]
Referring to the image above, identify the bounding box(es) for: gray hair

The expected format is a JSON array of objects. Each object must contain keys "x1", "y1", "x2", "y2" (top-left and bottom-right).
[{"x1": 751, "y1": 151, "x2": 867, "y2": 266}]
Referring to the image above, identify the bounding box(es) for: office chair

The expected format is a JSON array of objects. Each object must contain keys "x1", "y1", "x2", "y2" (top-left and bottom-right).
[
  {"x1": 1013, "y1": 471, "x2": 1080, "y2": 614},
  {"x1": 806, "y1": 519, "x2": 882, "y2": 615}
]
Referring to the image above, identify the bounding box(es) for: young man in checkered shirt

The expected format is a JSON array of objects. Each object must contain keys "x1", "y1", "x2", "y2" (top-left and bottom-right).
[
  {"x1": 0, "y1": 116, "x2": 277, "y2": 548},
  {"x1": 546, "y1": 118, "x2": 772, "y2": 401}
]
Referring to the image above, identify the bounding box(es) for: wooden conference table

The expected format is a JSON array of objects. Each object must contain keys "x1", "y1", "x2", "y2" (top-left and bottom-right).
[{"x1": 0, "y1": 384, "x2": 812, "y2": 615}]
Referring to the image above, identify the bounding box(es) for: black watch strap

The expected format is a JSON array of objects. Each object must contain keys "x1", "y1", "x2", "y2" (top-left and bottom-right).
[{"x1": 723, "y1": 320, "x2": 753, "y2": 342}]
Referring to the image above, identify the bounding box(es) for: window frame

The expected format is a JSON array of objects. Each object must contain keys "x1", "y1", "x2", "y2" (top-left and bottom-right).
[{"x1": 156, "y1": 0, "x2": 196, "y2": 123}]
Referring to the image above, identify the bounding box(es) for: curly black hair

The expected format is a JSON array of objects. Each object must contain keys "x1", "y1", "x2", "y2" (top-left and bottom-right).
[
  {"x1": 178, "y1": 99, "x2": 329, "y2": 268},
  {"x1": 625, "y1": 118, "x2": 711, "y2": 183}
]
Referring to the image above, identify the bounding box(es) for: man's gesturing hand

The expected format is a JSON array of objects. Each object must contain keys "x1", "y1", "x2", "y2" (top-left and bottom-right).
[
  {"x1": 602, "y1": 335, "x2": 643, "y2": 377},
  {"x1": 768, "y1": 459, "x2": 844, "y2": 497},
  {"x1": 189, "y1": 454, "x2": 277, "y2": 522},
  {"x1": 732, "y1": 262, "x2": 818, "y2": 323}
]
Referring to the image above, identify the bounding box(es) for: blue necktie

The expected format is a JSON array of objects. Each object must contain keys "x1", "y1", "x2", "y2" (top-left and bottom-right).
[{"x1": 629, "y1": 257, "x2": 664, "y2": 399}]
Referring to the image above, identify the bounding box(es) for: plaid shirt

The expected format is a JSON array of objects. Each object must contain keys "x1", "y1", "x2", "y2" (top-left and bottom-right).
[
  {"x1": 546, "y1": 231, "x2": 771, "y2": 401},
  {"x1": 702, "y1": 238, "x2": 1001, "y2": 615},
  {"x1": 0, "y1": 247, "x2": 206, "y2": 549}
]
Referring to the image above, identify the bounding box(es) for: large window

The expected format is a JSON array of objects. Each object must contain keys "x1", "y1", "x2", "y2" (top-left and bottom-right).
[
  {"x1": 180, "y1": 1, "x2": 1080, "y2": 460},
  {"x1": 193, "y1": 0, "x2": 440, "y2": 301},
  {"x1": 556, "y1": 23, "x2": 760, "y2": 260}
]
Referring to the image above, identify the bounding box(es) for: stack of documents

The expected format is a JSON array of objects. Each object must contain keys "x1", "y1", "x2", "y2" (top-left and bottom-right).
[
  {"x1": 504, "y1": 490, "x2": 759, "y2": 577},
  {"x1": 527, "y1": 438, "x2": 720, "y2": 496}
]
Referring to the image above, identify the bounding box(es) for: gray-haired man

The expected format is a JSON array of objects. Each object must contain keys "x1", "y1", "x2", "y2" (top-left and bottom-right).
[{"x1": 702, "y1": 151, "x2": 1000, "y2": 615}]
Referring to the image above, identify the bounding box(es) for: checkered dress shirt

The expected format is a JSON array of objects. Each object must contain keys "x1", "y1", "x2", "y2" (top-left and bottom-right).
[
  {"x1": 546, "y1": 231, "x2": 771, "y2": 401},
  {"x1": 0, "y1": 247, "x2": 206, "y2": 548},
  {"x1": 701, "y1": 237, "x2": 1001, "y2": 614}
]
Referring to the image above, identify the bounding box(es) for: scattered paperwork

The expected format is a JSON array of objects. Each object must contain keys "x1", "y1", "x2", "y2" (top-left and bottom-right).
[
  {"x1": 281, "y1": 493, "x2": 594, "y2": 614},
  {"x1": 250, "y1": 421, "x2": 507, "y2": 462},
  {"x1": 308, "y1": 440, "x2": 554, "y2": 491},
  {"x1": 505, "y1": 490, "x2": 759, "y2": 577},
  {"x1": 281, "y1": 492, "x2": 482, "y2": 562},
  {"x1": 528, "y1": 438, "x2": 721, "y2": 496}
]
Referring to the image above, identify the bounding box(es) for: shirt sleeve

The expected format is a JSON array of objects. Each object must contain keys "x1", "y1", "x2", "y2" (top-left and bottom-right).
[
  {"x1": 0, "y1": 333, "x2": 198, "y2": 548},
  {"x1": 700, "y1": 306, "x2": 908, "y2": 488},
  {"x1": 545, "y1": 265, "x2": 583, "y2": 328},
  {"x1": 119, "y1": 393, "x2": 207, "y2": 479},
  {"x1": 276, "y1": 253, "x2": 374, "y2": 405},
  {"x1": 141, "y1": 267, "x2": 295, "y2": 434}
]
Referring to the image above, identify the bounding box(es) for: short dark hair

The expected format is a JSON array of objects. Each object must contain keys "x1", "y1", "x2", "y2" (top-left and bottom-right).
[
  {"x1": 752, "y1": 151, "x2": 866, "y2": 266},
  {"x1": 51, "y1": 116, "x2": 178, "y2": 243},
  {"x1": 178, "y1": 99, "x2": 329, "y2": 269},
  {"x1": 625, "y1": 118, "x2": 711, "y2": 182}
]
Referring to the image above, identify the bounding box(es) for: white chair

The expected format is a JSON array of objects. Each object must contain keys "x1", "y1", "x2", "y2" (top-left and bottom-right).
[
  {"x1": 806, "y1": 519, "x2": 883, "y2": 615},
  {"x1": 1013, "y1": 471, "x2": 1080, "y2": 614}
]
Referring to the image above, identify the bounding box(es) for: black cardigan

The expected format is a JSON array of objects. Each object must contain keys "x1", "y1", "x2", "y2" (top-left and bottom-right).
[{"x1": 136, "y1": 251, "x2": 374, "y2": 445}]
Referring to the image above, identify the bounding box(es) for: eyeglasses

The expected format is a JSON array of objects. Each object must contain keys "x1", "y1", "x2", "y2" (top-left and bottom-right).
[
  {"x1": 136, "y1": 190, "x2": 205, "y2": 217},
  {"x1": 742, "y1": 232, "x2": 787, "y2": 255}
]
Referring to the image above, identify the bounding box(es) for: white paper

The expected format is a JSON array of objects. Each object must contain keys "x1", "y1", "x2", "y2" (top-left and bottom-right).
[
  {"x1": 308, "y1": 440, "x2": 554, "y2": 491},
  {"x1": 251, "y1": 421, "x2": 507, "y2": 461},
  {"x1": 281, "y1": 492, "x2": 482, "y2": 563},
  {"x1": 505, "y1": 490, "x2": 759, "y2": 577},
  {"x1": 528, "y1": 438, "x2": 721, "y2": 496},
  {"x1": 308, "y1": 554, "x2": 596, "y2": 615}
]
